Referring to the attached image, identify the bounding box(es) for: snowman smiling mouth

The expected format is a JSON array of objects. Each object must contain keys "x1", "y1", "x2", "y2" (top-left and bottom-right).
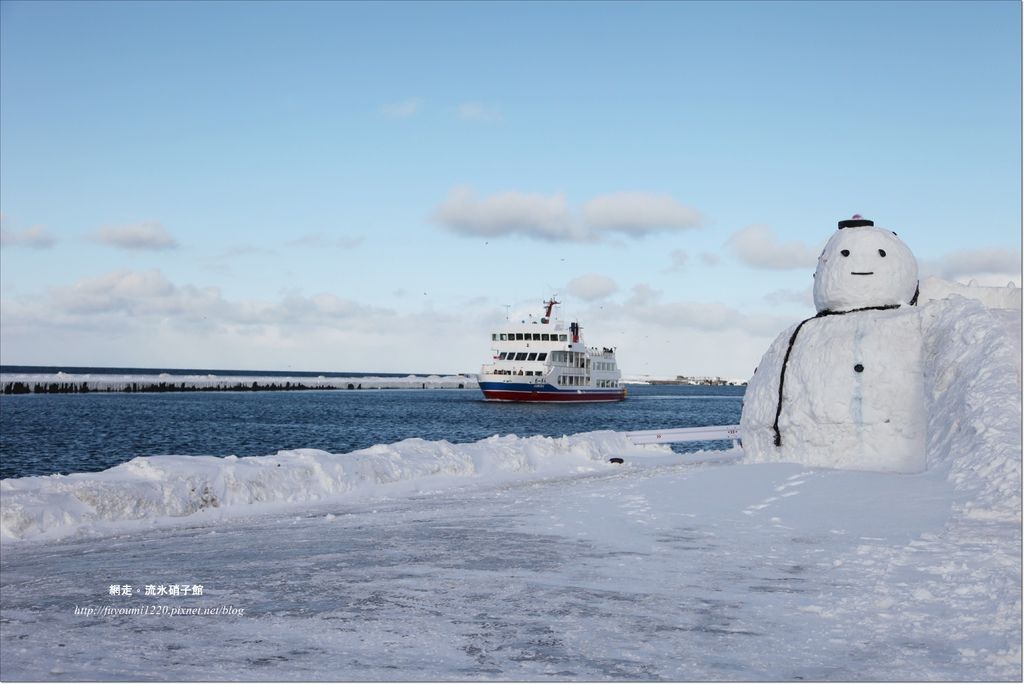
[{"x1": 851, "y1": 271, "x2": 874, "y2": 275}]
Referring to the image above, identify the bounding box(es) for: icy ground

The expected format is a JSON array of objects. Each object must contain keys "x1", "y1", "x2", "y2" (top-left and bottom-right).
[{"x1": 1, "y1": 451, "x2": 1019, "y2": 681}]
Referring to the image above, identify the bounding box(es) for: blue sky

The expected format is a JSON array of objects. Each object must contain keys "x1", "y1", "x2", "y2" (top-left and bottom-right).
[{"x1": 1, "y1": 0, "x2": 1020, "y2": 377}]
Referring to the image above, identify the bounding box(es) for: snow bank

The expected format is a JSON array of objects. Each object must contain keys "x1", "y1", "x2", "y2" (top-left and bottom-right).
[
  {"x1": 922, "y1": 296, "x2": 1022, "y2": 522},
  {"x1": 0, "y1": 432, "x2": 671, "y2": 543}
]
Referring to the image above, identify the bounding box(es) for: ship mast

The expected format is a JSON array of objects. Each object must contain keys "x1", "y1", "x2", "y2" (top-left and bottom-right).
[{"x1": 543, "y1": 297, "x2": 560, "y2": 322}]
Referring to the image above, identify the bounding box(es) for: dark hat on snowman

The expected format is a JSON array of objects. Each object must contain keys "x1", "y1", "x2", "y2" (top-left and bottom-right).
[{"x1": 838, "y1": 214, "x2": 874, "y2": 229}]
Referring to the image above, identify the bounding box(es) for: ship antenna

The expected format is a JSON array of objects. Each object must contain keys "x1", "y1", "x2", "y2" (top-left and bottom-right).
[{"x1": 503, "y1": 304, "x2": 511, "y2": 321}]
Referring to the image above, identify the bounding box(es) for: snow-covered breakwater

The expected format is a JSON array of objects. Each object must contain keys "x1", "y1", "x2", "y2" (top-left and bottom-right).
[{"x1": 1, "y1": 372, "x2": 478, "y2": 394}]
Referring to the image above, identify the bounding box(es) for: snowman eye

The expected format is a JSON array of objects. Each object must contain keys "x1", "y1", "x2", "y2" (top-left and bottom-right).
[
  {"x1": 840, "y1": 249, "x2": 850, "y2": 257},
  {"x1": 878, "y1": 249, "x2": 887, "y2": 257}
]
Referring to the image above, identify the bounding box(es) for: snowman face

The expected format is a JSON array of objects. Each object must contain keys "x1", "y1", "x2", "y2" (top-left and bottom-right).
[{"x1": 812, "y1": 226, "x2": 918, "y2": 312}]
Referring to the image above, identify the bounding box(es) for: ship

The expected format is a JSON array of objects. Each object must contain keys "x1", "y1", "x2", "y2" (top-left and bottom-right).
[{"x1": 477, "y1": 298, "x2": 626, "y2": 402}]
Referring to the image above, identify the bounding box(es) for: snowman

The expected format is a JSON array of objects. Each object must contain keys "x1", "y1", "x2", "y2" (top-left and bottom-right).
[{"x1": 740, "y1": 216, "x2": 927, "y2": 473}]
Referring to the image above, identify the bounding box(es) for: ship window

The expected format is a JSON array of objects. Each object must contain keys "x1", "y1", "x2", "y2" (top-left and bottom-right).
[
  {"x1": 499, "y1": 333, "x2": 506, "y2": 341},
  {"x1": 515, "y1": 352, "x2": 528, "y2": 361},
  {"x1": 541, "y1": 334, "x2": 550, "y2": 341},
  {"x1": 537, "y1": 353, "x2": 547, "y2": 361},
  {"x1": 558, "y1": 334, "x2": 567, "y2": 341},
  {"x1": 498, "y1": 352, "x2": 507, "y2": 360},
  {"x1": 492, "y1": 334, "x2": 498, "y2": 341},
  {"x1": 530, "y1": 333, "x2": 538, "y2": 340},
  {"x1": 527, "y1": 353, "x2": 537, "y2": 361}
]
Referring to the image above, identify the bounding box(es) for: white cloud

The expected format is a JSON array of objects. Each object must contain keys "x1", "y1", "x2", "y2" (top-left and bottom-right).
[
  {"x1": 88, "y1": 221, "x2": 179, "y2": 251},
  {"x1": 700, "y1": 252, "x2": 721, "y2": 267},
  {"x1": 49, "y1": 269, "x2": 214, "y2": 317},
  {"x1": 565, "y1": 273, "x2": 618, "y2": 301},
  {"x1": 610, "y1": 284, "x2": 791, "y2": 337},
  {"x1": 582, "y1": 192, "x2": 701, "y2": 236},
  {"x1": 762, "y1": 287, "x2": 814, "y2": 308},
  {"x1": 287, "y1": 233, "x2": 365, "y2": 249},
  {"x1": 0, "y1": 225, "x2": 55, "y2": 249},
  {"x1": 381, "y1": 98, "x2": 422, "y2": 118},
  {"x1": 726, "y1": 225, "x2": 821, "y2": 270},
  {"x1": 920, "y1": 247, "x2": 1021, "y2": 286},
  {"x1": 0, "y1": 268, "x2": 799, "y2": 378},
  {"x1": 665, "y1": 249, "x2": 689, "y2": 272},
  {"x1": 432, "y1": 186, "x2": 702, "y2": 243},
  {"x1": 456, "y1": 102, "x2": 502, "y2": 122},
  {"x1": 214, "y1": 245, "x2": 275, "y2": 259},
  {"x1": 432, "y1": 186, "x2": 580, "y2": 241},
  {"x1": 0, "y1": 269, "x2": 496, "y2": 373}
]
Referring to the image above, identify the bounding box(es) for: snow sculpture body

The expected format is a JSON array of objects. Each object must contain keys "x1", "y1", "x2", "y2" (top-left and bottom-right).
[{"x1": 740, "y1": 217, "x2": 927, "y2": 473}]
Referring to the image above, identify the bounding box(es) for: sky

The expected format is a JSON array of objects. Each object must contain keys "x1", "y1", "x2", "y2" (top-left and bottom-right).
[{"x1": 1, "y1": 0, "x2": 1020, "y2": 379}]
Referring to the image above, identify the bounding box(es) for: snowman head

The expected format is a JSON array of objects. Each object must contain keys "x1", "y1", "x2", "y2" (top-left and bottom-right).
[{"x1": 812, "y1": 216, "x2": 918, "y2": 313}]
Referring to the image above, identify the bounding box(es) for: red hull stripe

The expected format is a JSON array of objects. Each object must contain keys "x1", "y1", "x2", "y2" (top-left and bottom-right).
[{"x1": 481, "y1": 389, "x2": 625, "y2": 402}]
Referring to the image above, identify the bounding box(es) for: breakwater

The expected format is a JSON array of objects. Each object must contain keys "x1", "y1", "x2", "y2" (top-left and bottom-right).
[{"x1": 2, "y1": 372, "x2": 477, "y2": 394}]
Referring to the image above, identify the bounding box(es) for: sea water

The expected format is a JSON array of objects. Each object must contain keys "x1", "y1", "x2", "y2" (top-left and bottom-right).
[{"x1": 0, "y1": 382, "x2": 743, "y2": 479}]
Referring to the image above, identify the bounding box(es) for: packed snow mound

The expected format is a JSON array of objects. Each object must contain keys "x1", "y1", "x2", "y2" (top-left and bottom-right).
[
  {"x1": 0, "y1": 431, "x2": 672, "y2": 543},
  {"x1": 922, "y1": 296, "x2": 1022, "y2": 522}
]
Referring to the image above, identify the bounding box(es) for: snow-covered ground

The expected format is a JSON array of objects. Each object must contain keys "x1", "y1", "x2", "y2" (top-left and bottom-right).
[
  {"x1": 1, "y1": 452, "x2": 1018, "y2": 680},
  {"x1": 0, "y1": 292, "x2": 1020, "y2": 680}
]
